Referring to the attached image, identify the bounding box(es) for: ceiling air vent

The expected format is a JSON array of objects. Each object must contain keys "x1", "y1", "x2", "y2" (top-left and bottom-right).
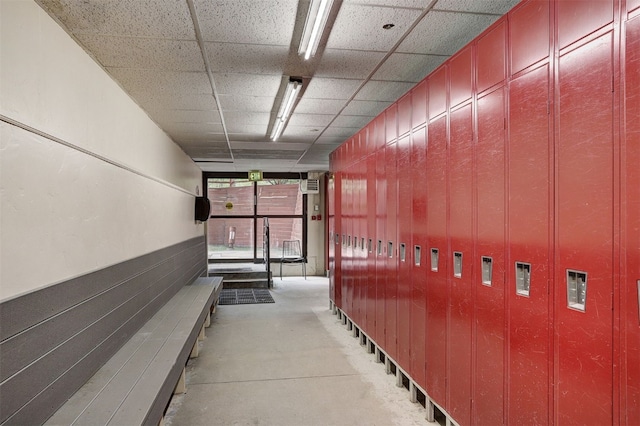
[{"x1": 300, "y1": 179, "x2": 319, "y2": 194}]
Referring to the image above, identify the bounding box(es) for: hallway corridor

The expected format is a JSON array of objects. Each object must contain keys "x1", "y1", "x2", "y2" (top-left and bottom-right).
[{"x1": 165, "y1": 277, "x2": 427, "y2": 426}]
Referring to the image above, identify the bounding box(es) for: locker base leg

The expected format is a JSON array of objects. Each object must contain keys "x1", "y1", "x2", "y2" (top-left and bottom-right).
[
  {"x1": 410, "y1": 382, "x2": 418, "y2": 403},
  {"x1": 375, "y1": 347, "x2": 383, "y2": 363}
]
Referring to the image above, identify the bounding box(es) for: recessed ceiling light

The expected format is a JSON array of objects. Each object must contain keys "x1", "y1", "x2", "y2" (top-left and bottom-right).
[{"x1": 382, "y1": 23, "x2": 395, "y2": 30}]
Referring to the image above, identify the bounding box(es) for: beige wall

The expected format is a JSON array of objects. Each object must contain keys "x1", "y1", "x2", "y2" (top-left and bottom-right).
[{"x1": 0, "y1": 1, "x2": 204, "y2": 300}]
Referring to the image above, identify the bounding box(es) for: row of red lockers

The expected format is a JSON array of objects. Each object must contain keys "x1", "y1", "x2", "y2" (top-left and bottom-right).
[{"x1": 328, "y1": 1, "x2": 639, "y2": 425}]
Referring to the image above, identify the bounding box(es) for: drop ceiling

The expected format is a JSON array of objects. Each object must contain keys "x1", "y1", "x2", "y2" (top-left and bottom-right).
[{"x1": 35, "y1": 0, "x2": 519, "y2": 173}]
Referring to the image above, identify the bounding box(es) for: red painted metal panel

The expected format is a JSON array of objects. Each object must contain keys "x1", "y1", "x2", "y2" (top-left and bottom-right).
[
  {"x1": 507, "y1": 64, "x2": 551, "y2": 425},
  {"x1": 398, "y1": 93, "x2": 412, "y2": 137},
  {"x1": 397, "y1": 134, "x2": 412, "y2": 369},
  {"x1": 474, "y1": 88, "x2": 506, "y2": 425},
  {"x1": 410, "y1": 127, "x2": 428, "y2": 389},
  {"x1": 510, "y1": 0, "x2": 550, "y2": 75},
  {"x1": 386, "y1": 103, "x2": 398, "y2": 143},
  {"x1": 412, "y1": 80, "x2": 428, "y2": 129},
  {"x1": 557, "y1": 0, "x2": 613, "y2": 49},
  {"x1": 447, "y1": 104, "x2": 473, "y2": 426},
  {"x1": 429, "y1": 66, "x2": 447, "y2": 119},
  {"x1": 375, "y1": 115, "x2": 386, "y2": 150},
  {"x1": 329, "y1": 162, "x2": 336, "y2": 305},
  {"x1": 385, "y1": 141, "x2": 398, "y2": 359},
  {"x1": 426, "y1": 116, "x2": 448, "y2": 407},
  {"x1": 623, "y1": 15, "x2": 640, "y2": 425},
  {"x1": 353, "y1": 162, "x2": 363, "y2": 327},
  {"x1": 334, "y1": 172, "x2": 343, "y2": 309},
  {"x1": 631, "y1": 0, "x2": 640, "y2": 12},
  {"x1": 477, "y1": 20, "x2": 506, "y2": 94},
  {"x1": 375, "y1": 147, "x2": 387, "y2": 345},
  {"x1": 367, "y1": 154, "x2": 378, "y2": 337},
  {"x1": 556, "y1": 33, "x2": 615, "y2": 426},
  {"x1": 449, "y1": 46, "x2": 472, "y2": 108}
]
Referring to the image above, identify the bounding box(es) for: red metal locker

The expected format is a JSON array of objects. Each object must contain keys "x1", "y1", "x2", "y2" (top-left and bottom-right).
[
  {"x1": 509, "y1": 0, "x2": 550, "y2": 76},
  {"x1": 334, "y1": 172, "x2": 343, "y2": 309},
  {"x1": 386, "y1": 103, "x2": 398, "y2": 143},
  {"x1": 474, "y1": 88, "x2": 506, "y2": 425},
  {"x1": 353, "y1": 160, "x2": 363, "y2": 327},
  {"x1": 412, "y1": 80, "x2": 427, "y2": 130},
  {"x1": 385, "y1": 141, "x2": 398, "y2": 359},
  {"x1": 631, "y1": 0, "x2": 640, "y2": 12},
  {"x1": 426, "y1": 116, "x2": 448, "y2": 408},
  {"x1": 447, "y1": 104, "x2": 474, "y2": 426},
  {"x1": 375, "y1": 147, "x2": 387, "y2": 345},
  {"x1": 360, "y1": 157, "x2": 368, "y2": 332},
  {"x1": 449, "y1": 46, "x2": 472, "y2": 108},
  {"x1": 367, "y1": 153, "x2": 378, "y2": 337},
  {"x1": 343, "y1": 169, "x2": 352, "y2": 315},
  {"x1": 557, "y1": 0, "x2": 614, "y2": 49},
  {"x1": 507, "y1": 64, "x2": 551, "y2": 425},
  {"x1": 623, "y1": 14, "x2": 640, "y2": 425},
  {"x1": 328, "y1": 159, "x2": 336, "y2": 306},
  {"x1": 429, "y1": 67, "x2": 447, "y2": 119},
  {"x1": 410, "y1": 126, "x2": 428, "y2": 390},
  {"x1": 556, "y1": 32, "x2": 615, "y2": 426},
  {"x1": 375, "y1": 115, "x2": 386, "y2": 151},
  {"x1": 477, "y1": 19, "x2": 506, "y2": 94},
  {"x1": 398, "y1": 93, "x2": 412, "y2": 137},
  {"x1": 397, "y1": 134, "x2": 412, "y2": 370}
]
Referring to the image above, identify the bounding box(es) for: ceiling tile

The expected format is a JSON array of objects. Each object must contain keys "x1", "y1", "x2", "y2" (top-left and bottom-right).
[
  {"x1": 223, "y1": 112, "x2": 272, "y2": 126},
  {"x1": 76, "y1": 35, "x2": 204, "y2": 72},
  {"x1": 287, "y1": 113, "x2": 335, "y2": 127},
  {"x1": 136, "y1": 93, "x2": 218, "y2": 112},
  {"x1": 108, "y1": 68, "x2": 211, "y2": 95},
  {"x1": 213, "y1": 73, "x2": 282, "y2": 97},
  {"x1": 205, "y1": 43, "x2": 289, "y2": 75},
  {"x1": 226, "y1": 124, "x2": 269, "y2": 135},
  {"x1": 164, "y1": 121, "x2": 224, "y2": 135},
  {"x1": 315, "y1": 135, "x2": 349, "y2": 145},
  {"x1": 218, "y1": 94, "x2": 275, "y2": 112},
  {"x1": 332, "y1": 114, "x2": 373, "y2": 128},
  {"x1": 231, "y1": 141, "x2": 310, "y2": 151},
  {"x1": 354, "y1": 80, "x2": 414, "y2": 102},
  {"x1": 398, "y1": 10, "x2": 499, "y2": 55},
  {"x1": 303, "y1": 78, "x2": 364, "y2": 100},
  {"x1": 343, "y1": 0, "x2": 427, "y2": 7},
  {"x1": 194, "y1": 0, "x2": 297, "y2": 45},
  {"x1": 295, "y1": 98, "x2": 346, "y2": 115},
  {"x1": 434, "y1": 0, "x2": 518, "y2": 14},
  {"x1": 372, "y1": 52, "x2": 445, "y2": 82},
  {"x1": 38, "y1": 0, "x2": 195, "y2": 39},
  {"x1": 341, "y1": 99, "x2": 392, "y2": 116},
  {"x1": 326, "y1": 4, "x2": 423, "y2": 51},
  {"x1": 150, "y1": 109, "x2": 220, "y2": 124},
  {"x1": 234, "y1": 149, "x2": 304, "y2": 160},
  {"x1": 315, "y1": 49, "x2": 385, "y2": 79},
  {"x1": 322, "y1": 126, "x2": 360, "y2": 138}
]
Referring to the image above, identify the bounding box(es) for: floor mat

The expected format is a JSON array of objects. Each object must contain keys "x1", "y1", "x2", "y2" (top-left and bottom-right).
[{"x1": 219, "y1": 289, "x2": 275, "y2": 305}]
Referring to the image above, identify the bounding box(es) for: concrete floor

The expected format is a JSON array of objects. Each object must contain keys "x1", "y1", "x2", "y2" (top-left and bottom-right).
[{"x1": 164, "y1": 276, "x2": 430, "y2": 426}]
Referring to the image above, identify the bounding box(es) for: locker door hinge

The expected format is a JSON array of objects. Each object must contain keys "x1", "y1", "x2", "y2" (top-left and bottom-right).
[
  {"x1": 504, "y1": 117, "x2": 507, "y2": 129},
  {"x1": 547, "y1": 100, "x2": 550, "y2": 115}
]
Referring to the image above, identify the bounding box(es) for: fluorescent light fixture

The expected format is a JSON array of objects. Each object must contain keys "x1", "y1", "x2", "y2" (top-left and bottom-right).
[
  {"x1": 271, "y1": 79, "x2": 302, "y2": 141},
  {"x1": 299, "y1": 0, "x2": 335, "y2": 60}
]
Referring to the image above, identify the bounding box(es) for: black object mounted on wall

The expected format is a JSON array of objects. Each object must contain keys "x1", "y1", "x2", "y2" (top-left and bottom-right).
[{"x1": 194, "y1": 196, "x2": 211, "y2": 222}]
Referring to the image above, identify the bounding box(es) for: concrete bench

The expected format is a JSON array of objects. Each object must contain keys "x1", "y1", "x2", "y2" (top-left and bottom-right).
[{"x1": 45, "y1": 276, "x2": 223, "y2": 426}]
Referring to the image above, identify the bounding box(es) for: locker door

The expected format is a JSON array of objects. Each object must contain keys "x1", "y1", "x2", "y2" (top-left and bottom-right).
[
  {"x1": 623, "y1": 14, "x2": 640, "y2": 425},
  {"x1": 474, "y1": 88, "x2": 506, "y2": 425},
  {"x1": 477, "y1": 20, "x2": 506, "y2": 94},
  {"x1": 375, "y1": 147, "x2": 387, "y2": 345},
  {"x1": 426, "y1": 116, "x2": 448, "y2": 407},
  {"x1": 447, "y1": 104, "x2": 474, "y2": 425},
  {"x1": 335, "y1": 172, "x2": 343, "y2": 309},
  {"x1": 410, "y1": 127, "x2": 428, "y2": 389},
  {"x1": 508, "y1": 65, "x2": 551, "y2": 425},
  {"x1": 509, "y1": 0, "x2": 550, "y2": 76},
  {"x1": 449, "y1": 46, "x2": 472, "y2": 108},
  {"x1": 360, "y1": 158, "x2": 368, "y2": 331},
  {"x1": 556, "y1": 33, "x2": 614, "y2": 426},
  {"x1": 367, "y1": 154, "x2": 378, "y2": 336},
  {"x1": 343, "y1": 170, "x2": 352, "y2": 314},
  {"x1": 412, "y1": 80, "x2": 427, "y2": 130},
  {"x1": 398, "y1": 93, "x2": 411, "y2": 137},
  {"x1": 328, "y1": 163, "x2": 336, "y2": 305},
  {"x1": 353, "y1": 162, "x2": 362, "y2": 327},
  {"x1": 557, "y1": 0, "x2": 614, "y2": 50},
  {"x1": 385, "y1": 141, "x2": 398, "y2": 359},
  {"x1": 397, "y1": 134, "x2": 412, "y2": 369}
]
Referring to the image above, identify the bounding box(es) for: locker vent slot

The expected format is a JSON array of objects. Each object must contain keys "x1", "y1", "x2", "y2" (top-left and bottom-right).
[
  {"x1": 400, "y1": 244, "x2": 406, "y2": 262},
  {"x1": 516, "y1": 262, "x2": 531, "y2": 297},
  {"x1": 361, "y1": 237, "x2": 365, "y2": 251},
  {"x1": 368, "y1": 239, "x2": 373, "y2": 253},
  {"x1": 342, "y1": 234, "x2": 346, "y2": 247},
  {"x1": 431, "y1": 248, "x2": 439, "y2": 271},
  {"x1": 566, "y1": 270, "x2": 587, "y2": 312},
  {"x1": 377, "y1": 240, "x2": 383, "y2": 256},
  {"x1": 637, "y1": 280, "x2": 640, "y2": 324},
  {"x1": 415, "y1": 246, "x2": 421, "y2": 266},
  {"x1": 453, "y1": 252, "x2": 463, "y2": 278},
  {"x1": 481, "y1": 256, "x2": 493, "y2": 286},
  {"x1": 348, "y1": 235, "x2": 351, "y2": 247},
  {"x1": 388, "y1": 242, "x2": 393, "y2": 258}
]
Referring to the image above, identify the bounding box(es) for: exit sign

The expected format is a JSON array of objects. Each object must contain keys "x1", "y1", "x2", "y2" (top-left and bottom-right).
[{"x1": 248, "y1": 170, "x2": 263, "y2": 181}]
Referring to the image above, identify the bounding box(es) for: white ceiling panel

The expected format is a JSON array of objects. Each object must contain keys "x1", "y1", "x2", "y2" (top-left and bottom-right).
[
  {"x1": 205, "y1": 43, "x2": 290, "y2": 75},
  {"x1": 76, "y1": 35, "x2": 205, "y2": 72},
  {"x1": 163, "y1": 121, "x2": 225, "y2": 135},
  {"x1": 193, "y1": 0, "x2": 297, "y2": 45},
  {"x1": 218, "y1": 95, "x2": 275, "y2": 113},
  {"x1": 223, "y1": 112, "x2": 272, "y2": 126},
  {"x1": 343, "y1": 0, "x2": 427, "y2": 7},
  {"x1": 315, "y1": 49, "x2": 385, "y2": 79},
  {"x1": 287, "y1": 114, "x2": 335, "y2": 127},
  {"x1": 434, "y1": 0, "x2": 518, "y2": 14},
  {"x1": 326, "y1": 4, "x2": 423, "y2": 51},
  {"x1": 341, "y1": 99, "x2": 392, "y2": 116},
  {"x1": 316, "y1": 135, "x2": 352, "y2": 145},
  {"x1": 295, "y1": 98, "x2": 346, "y2": 115},
  {"x1": 38, "y1": 0, "x2": 195, "y2": 39},
  {"x1": 213, "y1": 73, "x2": 282, "y2": 97},
  {"x1": 108, "y1": 68, "x2": 211, "y2": 95},
  {"x1": 322, "y1": 126, "x2": 361, "y2": 138},
  {"x1": 136, "y1": 93, "x2": 218, "y2": 112},
  {"x1": 226, "y1": 124, "x2": 269, "y2": 135},
  {"x1": 398, "y1": 10, "x2": 500, "y2": 55},
  {"x1": 372, "y1": 52, "x2": 445, "y2": 82},
  {"x1": 303, "y1": 78, "x2": 364, "y2": 100},
  {"x1": 150, "y1": 109, "x2": 220, "y2": 124},
  {"x1": 355, "y1": 80, "x2": 414, "y2": 102},
  {"x1": 230, "y1": 141, "x2": 310, "y2": 151},
  {"x1": 332, "y1": 114, "x2": 374, "y2": 128}
]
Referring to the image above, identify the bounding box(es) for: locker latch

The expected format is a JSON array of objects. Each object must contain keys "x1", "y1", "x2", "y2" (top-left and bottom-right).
[
  {"x1": 368, "y1": 238, "x2": 373, "y2": 253},
  {"x1": 566, "y1": 270, "x2": 587, "y2": 312},
  {"x1": 415, "y1": 246, "x2": 421, "y2": 266},
  {"x1": 400, "y1": 244, "x2": 406, "y2": 262},
  {"x1": 431, "y1": 248, "x2": 439, "y2": 271},
  {"x1": 377, "y1": 240, "x2": 383, "y2": 256},
  {"x1": 516, "y1": 262, "x2": 531, "y2": 296},
  {"x1": 482, "y1": 256, "x2": 493, "y2": 286},
  {"x1": 453, "y1": 252, "x2": 463, "y2": 278},
  {"x1": 388, "y1": 242, "x2": 393, "y2": 259}
]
